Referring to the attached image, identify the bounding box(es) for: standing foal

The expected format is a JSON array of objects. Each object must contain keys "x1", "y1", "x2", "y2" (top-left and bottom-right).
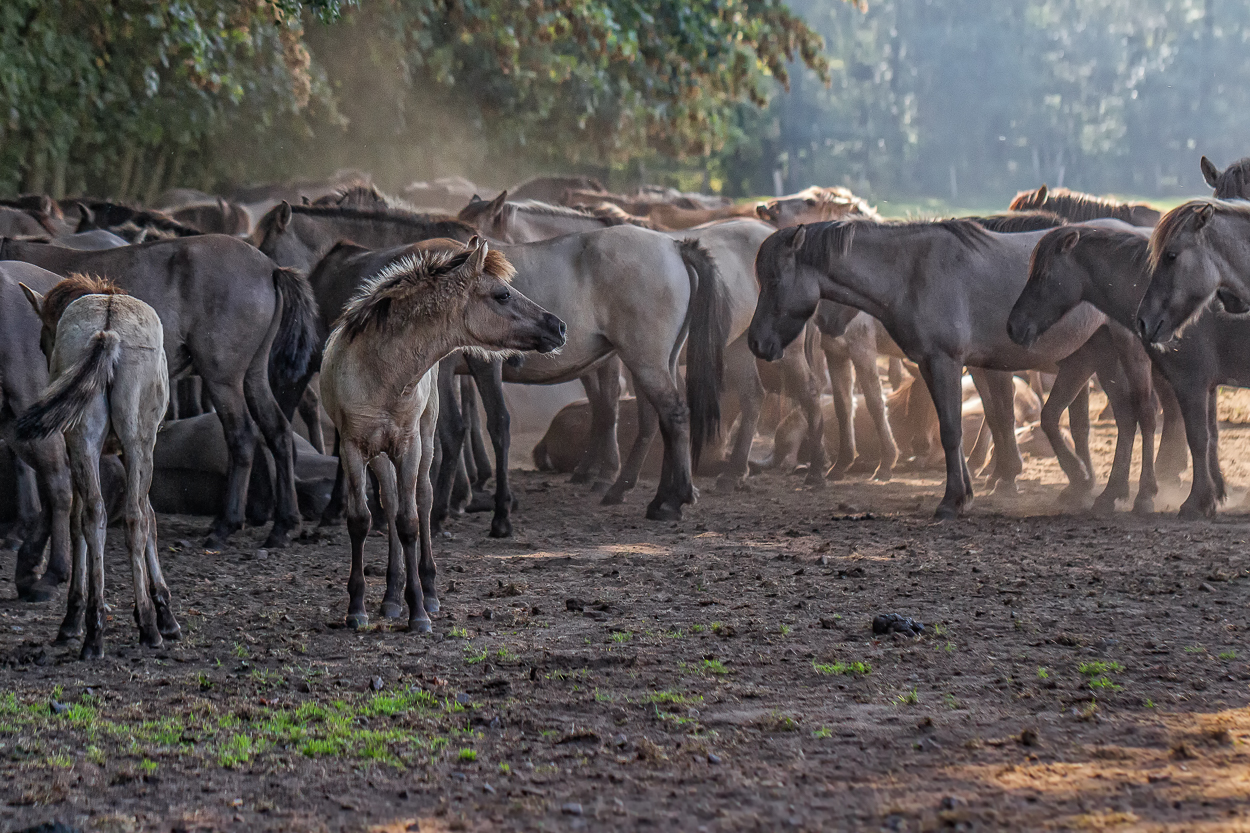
[
  {"x1": 18, "y1": 275, "x2": 179, "y2": 659},
  {"x1": 320, "y1": 237, "x2": 565, "y2": 632}
]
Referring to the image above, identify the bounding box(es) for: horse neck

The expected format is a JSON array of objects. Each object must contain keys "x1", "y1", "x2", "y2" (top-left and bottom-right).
[
  {"x1": 360, "y1": 317, "x2": 458, "y2": 402},
  {"x1": 1077, "y1": 240, "x2": 1149, "y2": 331},
  {"x1": 815, "y1": 231, "x2": 911, "y2": 322},
  {"x1": 1209, "y1": 211, "x2": 1250, "y2": 276},
  {"x1": 512, "y1": 210, "x2": 600, "y2": 241}
]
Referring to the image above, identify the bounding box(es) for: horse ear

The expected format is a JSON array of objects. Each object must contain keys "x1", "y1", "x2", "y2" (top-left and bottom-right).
[
  {"x1": 1200, "y1": 156, "x2": 1220, "y2": 189},
  {"x1": 276, "y1": 201, "x2": 292, "y2": 232},
  {"x1": 75, "y1": 201, "x2": 94, "y2": 232},
  {"x1": 18, "y1": 283, "x2": 44, "y2": 318},
  {"x1": 464, "y1": 236, "x2": 489, "y2": 272},
  {"x1": 1057, "y1": 228, "x2": 1080, "y2": 254},
  {"x1": 1036, "y1": 184, "x2": 1048, "y2": 201},
  {"x1": 486, "y1": 190, "x2": 508, "y2": 219},
  {"x1": 790, "y1": 225, "x2": 807, "y2": 250},
  {"x1": 1193, "y1": 202, "x2": 1215, "y2": 230}
]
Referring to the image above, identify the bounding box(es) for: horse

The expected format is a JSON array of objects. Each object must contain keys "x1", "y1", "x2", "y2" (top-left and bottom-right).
[
  {"x1": 0, "y1": 235, "x2": 318, "y2": 548},
  {"x1": 320, "y1": 237, "x2": 565, "y2": 631},
  {"x1": 0, "y1": 264, "x2": 74, "y2": 602},
  {"x1": 1009, "y1": 185, "x2": 1160, "y2": 227},
  {"x1": 748, "y1": 219, "x2": 1114, "y2": 519},
  {"x1": 509, "y1": 174, "x2": 606, "y2": 204},
  {"x1": 1139, "y1": 201, "x2": 1250, "y2": 345},
  {"x1": 755, "y1": 187, "x2": 879, "y2": 227},
  {"x1": 311, "y1": 223, "x2": 730, "y2": 524},
  {"x1": 1200, "y1": 156, "x2": 1250, "y2": 199},
  {"x1": 72, "y1": 201, "x2": 201, "y2": 241},
  {"x1": 17, "y1": 276, "x2": 180, "y2": 659},
  {"x1": 454, "y1": 198, "x2": 827, "y2": 492},
  {"x1": 0, "y1": 206, "x2": 57, "y2": 237},
  {"x1": 1013, "y1": 224, "x2": 1250, "y2": 519},
  {"x1": 169, "y1": 197, "x2": 252, "y2": 236}
]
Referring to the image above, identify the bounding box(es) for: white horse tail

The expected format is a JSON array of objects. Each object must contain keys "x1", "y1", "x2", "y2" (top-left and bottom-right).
[
  {"x1": 678, "y1": 238, "x2": 731, "y2": 468},
  {"x1": 16, "y1": 330, "x2": 121, "y2": 441}
]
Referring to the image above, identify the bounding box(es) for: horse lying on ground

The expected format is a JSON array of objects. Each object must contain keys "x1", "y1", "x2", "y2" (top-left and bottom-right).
[
  {"x1": 320, "y1": 237, "x2": 565, "y2": 631},
  {"x1": 18, "y1": 276, "x2": 180, "y2": 660}
]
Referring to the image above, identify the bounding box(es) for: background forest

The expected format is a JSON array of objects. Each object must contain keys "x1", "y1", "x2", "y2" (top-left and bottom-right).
[{"x1": 0, "y1": 0, "x2": 1244, "y2": 204}]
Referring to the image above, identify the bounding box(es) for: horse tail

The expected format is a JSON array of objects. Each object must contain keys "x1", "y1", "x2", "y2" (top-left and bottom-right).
[
  {"x1": 17, "y1": 331, "x2": 121, "y2": 441},
  {"x1": 679, "y1": 238, "x2": 731, "y2": 469},
  {"x1": 269, "y1": 266, "x2": 320, "y2": 386}
]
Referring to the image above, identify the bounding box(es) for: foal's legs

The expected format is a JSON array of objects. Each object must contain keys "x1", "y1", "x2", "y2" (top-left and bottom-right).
[
  {"x1": 14, "y1": 438, "x2": 72, "y2": 602},
  {"x1": 573, "y1": 356, "x2": 623, "y2": 489},
  {"x1": 849, "y1": 337, "x2": 897, "y2": 481},
  {"x1": 368, "y1": 455, "x2": 405, "y2": 620},
  {"x1": 417, "y1": 393, "x2": 440, "y2": 615},
  {"x1": 462, "y1": 377, "x2": 492, "y2": 490},
  {"x1": 920, "y1": 355, "x2": 972, "y2": 519},
  {"x1": 1175, "y1": 384, "x2": 1219, "y2": 519},
  {"x1": 778, "y1": 339, "x2": 827, "y2": 486},
  {"x1": 969, "y1": 369, "x2": 1023, "y2": 493},
  {"x1": 1039, "y1": 360, "x2": 1096, "y2": 503},
  {"x1": 822, "y1": 340, "x2": 857, "y2": 478},
  {"x1": 1120, "y1": 336, "x2": 1159, "y2": 514},
  {"x1": 717, "y1": 340, "x2": 764, "y2": 491},
  {"x1": 1153, "y1": 372, "x2": 1188, "y2": 485},
  {"x1": 64, "y1": 405, "x2": 112, "y2": 659},
  {"x1": 243, "y1": 363, "x2": 301, "y2": 548},
  {"x1": 602, "y1": 390, "x2": 660, "y2": 506},
  {"x1": 341, "y1": 441, "x2": 373, "y2": 629},
  {"x1": 1207, "y1": 388, "x2": 1225, "y2": 504},
  {"x1": 144, "y1": 500, "x2": 180, "y2": 640},
  {"x1": 297, "y1": 383, "x2": 325, "y2": 454},
  {"x1": 202, "y1": 379, "x2": 259, "y2": 547},
  {"x1": 56, "y1": 495, "x2": 87, "y2": 644},
  {"x1": 431, "y1": 359, "x2": 466, "y2": 532}
]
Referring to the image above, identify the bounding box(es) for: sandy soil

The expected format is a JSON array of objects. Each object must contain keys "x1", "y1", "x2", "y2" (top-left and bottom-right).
[{"x1": 2, "y1": 413, "x2": 1250, "y2": 833}]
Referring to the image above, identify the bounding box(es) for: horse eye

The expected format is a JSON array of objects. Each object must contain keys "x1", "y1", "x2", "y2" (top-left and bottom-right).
[
  {"x1": 493, "y1": 290, "x2": 511, "y2": 304},
  {"x1": 1165, "y1": 251, "x2": 1178, "y2": 263},
  {"x1": 805, "y1": 199, "x2": 817, "y2": 206}
]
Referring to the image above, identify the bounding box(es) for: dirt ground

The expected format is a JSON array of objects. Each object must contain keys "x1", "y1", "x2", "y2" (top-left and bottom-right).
[{"x1": 2, "y1": 408, "x2": 1250, "y2": 833}]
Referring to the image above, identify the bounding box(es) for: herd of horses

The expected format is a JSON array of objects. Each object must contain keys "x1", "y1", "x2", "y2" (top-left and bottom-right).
[{"x1": 1, "y1": 156, "x2": 1248, "y2": 656}]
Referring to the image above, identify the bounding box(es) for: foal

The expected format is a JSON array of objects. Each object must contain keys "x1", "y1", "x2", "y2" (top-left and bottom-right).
[
  {"x1": 320, "y1": 237, "x2": 564, "y2": 632},
  {"x1": 18, "y1": 275, "x2": 179, "y2": 659}
]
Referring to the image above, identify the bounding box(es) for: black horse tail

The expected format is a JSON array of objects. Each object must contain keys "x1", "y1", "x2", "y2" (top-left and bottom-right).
[
  {"x1": 679, "y1": 239, "x2": 730, "y2": 469},
  {"x1": 17, "y1": 331, "x2": 121, "y2": 441},
  {"x1": 269, "y1": 266, "x2": 320, "y2": 387}
]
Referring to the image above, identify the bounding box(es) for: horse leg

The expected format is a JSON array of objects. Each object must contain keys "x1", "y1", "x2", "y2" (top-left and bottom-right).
[
  {"x1": 1091, "y1": 361, "x2": 1136, "y2": 513},
  {"x1": 17, "y1": 440, "x2": 72, "y2": 602},
  {"x1": 571, "y1": 369, "x2": 603, "y2": 485},
  {"x1": 461, "y1": 377, "x2": 492, "y2": 492},
  {"x1": 589, "y1": 357, "x2": 623, "y2": 489},
  {"x1": 1153, "y1": 370, "x2": 1187, "y2": 485},
  {"x1": 823, "y1": 344, "x2": 856, "y2": 480},
  {"x1": 1176, "y1": 385, "x2": 1217, "y2": 519},
  {"x1": 1041, "y1": 361, "x2": 1095, "y2": 505},
  {"x1": 11, "y1": 455, "x2": 45, "y2": 598},
  {"x1": 320, "y1": 430, "x2": 345, "y2": 527},
  {"x1": 244, "y1": 367, "x2": 301, "y2": 548},
  {"x1": 417, "y1": 391, "x2": 439, "y2": 615},
  {"x1": 297, "y1": 383, "x2": 325, "y2": 454},
  {"x1": 1069, "y1": 383, "x2": 1092, "y2": 478},
  {"x1": 717, "y1": 343, "x2": 763, "y2": 491},
  {"x1": 122, "y1": 442, "x2": 160, "y2": 649},
  {"x1": 66, "y1": 415, "x2": 109, "y2": 659},
  {"x1": 850, "y1": 339, "x2": 897, "y2": 481},
  {"x1": 392, "y1": 440, "x2": 432, "y2": 634},
  {"x1": 202, "y1": 379, "x2": 259, "y2": 548},
  {"x1": 467, "y1": 357, "x2": 514, "y2": 537},
  {"x1": 1121, "y1": 343, "x2": 1158, "y2": 515},
  {"x1": 919, "y1": 355, "x2": 972, "y2": 519},
  {"x1": 1207, "y1": 388, "x2": 1225, "y2": 505},
  {"x1": 781, "y1": 345, "x2": 827, "y2": 486},
  {"x1": 431, "y1": 360, "x2": 465, "y2": 533},
  {"x1": 628, "y1": 363, "x2": 694, "y2": 521},
  {"x1": 602, "y1": 391, "x2": 659, "y2": 506},
  {"x1": 970, "y1": 368, "x2": 1023, "y2": 493},
  {"x1": 56, "y1": 494, "x2": 87, "y2": 644},
  {"x1": 887, "y1": 357, "x2": 904, "y2": 392},
  {"x1": 341, "y1": 441, "x2": 372, "y2": 629},
  {"x1": 369, "y1": 455, "x2": 405, "y2": 620},
  {"x1": 144, "y1": 500, "x2": 180, "y2": 640}
]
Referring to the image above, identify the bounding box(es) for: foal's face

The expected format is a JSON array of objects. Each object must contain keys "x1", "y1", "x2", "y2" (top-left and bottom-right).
[
  {"x1": 1139, "y1": 220, "x2": 1225, "y2": 343},
  {"x1": 463, "y1": 273, "x2": 566, "y2": 355},
  {"x1": 1007, "y1": 231, "x2": 1083, "y2": 348}
]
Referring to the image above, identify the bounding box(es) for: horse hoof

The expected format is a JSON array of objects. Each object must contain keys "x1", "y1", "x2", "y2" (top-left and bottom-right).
[
  {"x1": 20, "y1": 577, "x2": 62, "y2": 603},
  {"x1": 873, "y1": 468, "x2": 893, "y2": 483},
  {"x1": 569, "y1": 471, "x2": 592, "y2": 485},
  {"x1": 1133, "y1": 498, "x2": 1156, "y2": 515},
  {"x1": 824, "y1": 466, "x2": 847, "y2": 482},
  {"x1": 933, "y1": 503, "x2": 960, "y2": 521},
  {"x1": 646, "y1": 502, "x2": 683, "y2": 522},
  {"x1": 140, "y1": 631, "x2": 163, "y2": 650},
  {"x1": 80, "y1": 643, "x2": 104, "y2": 661},
  {"x1": 346, "y1": 613, "x2": 369, "y2": 630},
  {"x1": 203, "y1": 534, "x2": 228, "y2": 550},
  {"x1": 408, "y1": 617, "x2": 433, "y2": 634},
  {"x1": 1091, "y1": 495, "x2": 1119, "y2": 515},
  {"x1": 1178, "y1": 503, "x2": 1212, "y2": 520},
  {"x1": 465, "y1": 493, "x2": 494, "y2": 514},
  {"x1": 589, "y1": 480, "x2": 613, "y2": 494},
  {"x1": 490, "y1": 517, "x2": 513, "y2": 538},
  {"x1": 159, "y1": 624, "x2": 183, "y2": 642},
  {"x1": 380, "y1": 602, "x2": 405, "y2": 620},
  {"x1": 600, "y1": 488, "x2": 627, "y2": 506},
  {"x1": 805, "y1": 472, "x2": 826, "y2": 488},
  {"x1": 423, "y1": 593, "x2": 440, "y2": 614},
  {"x1": 846, "y1": 459, "x2": 876, "y2": 474},
  {"x1": 991, "y1": 478, "x2": 1019, "y2": 496},
  {"x1": 262, "y1": 527, "x2": 294, "y2": 549},
  {"x1": 54, "y1": 628, "x2": 82, "y2": 645}
]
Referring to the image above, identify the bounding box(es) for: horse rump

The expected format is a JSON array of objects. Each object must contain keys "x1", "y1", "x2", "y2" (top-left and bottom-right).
[
  {"x1": 679, "y1": 238, "x2": 730, "y2": 468},
  {"x1": 16, "y1": 330, "x2": 121, "y2": 441}
]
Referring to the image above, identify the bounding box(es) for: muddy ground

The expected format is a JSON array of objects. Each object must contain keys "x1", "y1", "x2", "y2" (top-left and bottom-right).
[{"x1": 2, "y1": 410, "x2": 1250, "y2": 833}]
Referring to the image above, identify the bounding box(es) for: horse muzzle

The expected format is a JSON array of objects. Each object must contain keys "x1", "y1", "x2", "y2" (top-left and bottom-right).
[
  {"x1": 748, "y1": 332, "x2": 783, "y2": 362},
  {"x1": 534, "y1": 313, "x2": 567, "y2": 354},
  {"x1": 1216, "y1": 288, "x2": 1250, "y2": 315}
]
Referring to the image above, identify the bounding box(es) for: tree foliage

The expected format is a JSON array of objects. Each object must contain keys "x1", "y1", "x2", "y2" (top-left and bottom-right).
[{"x1": 0, "y1": 0, "x2": 833, "y2": 197}]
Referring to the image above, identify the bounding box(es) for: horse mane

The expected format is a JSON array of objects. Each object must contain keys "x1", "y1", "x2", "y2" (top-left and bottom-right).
[
  {"x1": 1211, "y1": 157, "x2": 1250, "y2": 199},
  {"x1": 314, "y1": 183, "x2": 394, "y2": 209},
  {"x1": 795, "y1": 217, "x2": 992, "y2": 271},
  {"x1": 1033, "y1": 226, "x2": 1149, "y2": 274},
  {"x1": 335, "y1": 242, "x2": 514, "y2": 344},
  {"x1": 967, "y1": 211, "x2": 1067, "y2": 232},
  {"x1": 1148, "y1": 199, "x2": 1250, "y2": 271},
  {"x1": 507, "y1": 198, "x2": 660, "y2": 229},
  {"x1": 582, "y1": 202, "x2": 663, "y2": 230},
  {"x1": 1009, "y1": 186, "x2": 1156, "y2": 224},
  {"x1": 41, "y1": 273, "x2": 127, "y2": 330}
]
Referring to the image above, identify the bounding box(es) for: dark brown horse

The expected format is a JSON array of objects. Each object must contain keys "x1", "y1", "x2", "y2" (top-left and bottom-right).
[
  {"x1": 1200, "y1": 156, "x2": 1250, "y2": 200},
  {"x1": 1010, "y1": 185, "x2": 1160, "y2": 227},
  {"x1": 0, "y1": 235, "x2": 318, "y2": 548}
]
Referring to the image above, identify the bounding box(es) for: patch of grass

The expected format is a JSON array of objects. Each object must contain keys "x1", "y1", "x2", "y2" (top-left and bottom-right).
[
  {"x1": 932, "y1": 623, "x2": 947, "y2": 637},
  {"x1": 765, "y1": 711, "x2": 800, "y2": 732},
  {"x1": 46, "y1": 752, "x2": 73, "y2": 769},
  {"x1": 197, "y1": 673, "x2": 213, "y2": 691},
  {"x1": 895, "y1": 687, "x2": 920, "y2": 706},
  {"x1": 86, "y1": 745, "x2": 106, "y2": 766},
  {"x1": 139, "y1": 758, "x2": 158, "y2": 774},
  {"x1": 457, "y1": 748, "x2": 477, "y2": 762},
  {"x1": 690, "y1": 624, "x2": 706, "y2": 634},
  {"x1": 812, "y1": 660, "x2": 872, "y2": 676},
  {"x1": 1037, "y1": 667, "x2": 1049, "y2": 679},
  {"x1": 232, "y1": 642, "x2": 250, "y2": 659},
  {"x1": 1184, "y1": 645, "x2": 1206, "y2": 654},
  {"x1": 1219, "y1": 649, "x2": 1237, "y2": 661},
  {"x1": 218, "y1": 733, "x2": 262, "y2": 768},
  {"x1": 495, "y1": 647, "x2": 518, "y2": 662},
  {"x1": 448, "y1": 626, "x2": 469, "y2": 639},
  {"x1": 1088, "y1": 676, "x2": 1122, "y2": 691},
  {"x1": 249, "y1": 668, "x2": 285, "y2": 689},
  {"x1": 643, "y1": 690, "x2": 703, "y2": 706},
  {"x1": 701, "y1": 659, "x2": 729, "y2": 676},
  {"x1": 944, "y1": 693, "x2": 960, "y2": 710},
  {"x1": 463, "y1": 646, "x2": 489, "y2": 665},
  {"x1": 611, "y1": 631, "x2": 632, "y2": 643},
  {"x1": 778, "y1": 624, "x2": 792, "y2": 636},
  {"x1": 1145, "y1": 699, "x2": 1155, "y2": 709},
  {"x1": 811, "y1": 726, "x2": 832, "y2": 739},
  {"x1": 1078, "y1": 661, "x2": 1125, "y2": 676}
]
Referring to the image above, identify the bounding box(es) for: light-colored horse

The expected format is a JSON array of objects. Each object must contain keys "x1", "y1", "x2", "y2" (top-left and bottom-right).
[
  {"x1": 18, "y1": 276, "x2": 179, "y2": 660},
  {"x1": 749, "y1": 219, "x2": 1111, "y2": 519},
  {"x1": 755, "y1": 186, "x2": 879, "y2": 227},
  {"x1": 320, "y1": 237, "x2": 565, "y2": 631}
]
